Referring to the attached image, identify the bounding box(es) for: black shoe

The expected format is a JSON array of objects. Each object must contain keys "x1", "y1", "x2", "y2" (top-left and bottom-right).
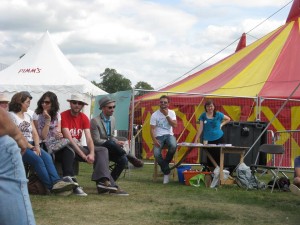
[
  {"x1": 96, "y1": 180, "x2": 118, "y2": 193},
  {"x1": 109, "y1": 188, "x2": 129, "y2": 196},
  {"x1": 127, "y1": 154, "x2": 144, "y2": 168}
]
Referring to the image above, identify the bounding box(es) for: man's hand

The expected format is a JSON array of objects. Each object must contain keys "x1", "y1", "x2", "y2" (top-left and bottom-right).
[
  {"x1": 161, "y1": 108, "x2": 168, "y2": 116},
  {"x1": 117, "y1": 140, "x2": 125, "y2": 146},
  {"x1": 154, "y1": 139, "x2": 161, "y2": 148},
  {"x1": 86, "y1": 153, "x2": 95, "y2": 164}
]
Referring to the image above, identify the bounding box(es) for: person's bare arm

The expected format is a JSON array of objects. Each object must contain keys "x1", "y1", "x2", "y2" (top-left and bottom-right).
[
  {"x1": 150, "y1": 125, "x2": 160, "y2": 147},
  {"x1": 61, "y1": 127, "x2": 87, "y2": 160},
  {"x1": 194, "y1": 121, "x2": 204, "y2": 143},
  {"x1": 221, "y1": 115, "x2": 231, "y2": 129},
  {"x1": 31, "y1": 121, "x2": 41, "y2": 156},
  {"x1": 0, "y1": 108, "x2": 28, "y2": 153}
]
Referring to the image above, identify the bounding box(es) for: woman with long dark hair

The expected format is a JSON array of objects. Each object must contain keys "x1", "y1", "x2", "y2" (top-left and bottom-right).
[
  {"x1": 9, "y1": 91, "x2": 75, "y2": 194},
  {"x1": 33, "y1": 91, "x2": 87, "y2": 196}
]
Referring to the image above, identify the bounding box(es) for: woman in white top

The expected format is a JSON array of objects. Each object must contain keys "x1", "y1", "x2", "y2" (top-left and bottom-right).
[{"x1": 8, "y1": 91, "x2": 75, "y2": 193}]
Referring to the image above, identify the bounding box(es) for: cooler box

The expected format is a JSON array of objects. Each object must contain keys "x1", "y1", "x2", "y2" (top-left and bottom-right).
[{"x1": 176, "y1": 165, "x2": 192, "y2": 184}]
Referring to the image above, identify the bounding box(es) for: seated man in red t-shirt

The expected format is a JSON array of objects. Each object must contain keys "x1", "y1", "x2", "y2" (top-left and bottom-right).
[{"x1": 60, "y1": 94, "x2": 128, "y2": 196}]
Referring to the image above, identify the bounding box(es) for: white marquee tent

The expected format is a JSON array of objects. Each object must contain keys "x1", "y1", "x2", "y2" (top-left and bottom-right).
[{"x1": 0, "y1": 31, "x2": 106, "y2": 116}]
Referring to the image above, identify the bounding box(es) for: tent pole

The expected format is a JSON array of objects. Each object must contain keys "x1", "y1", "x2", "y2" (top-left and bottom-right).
[{"x1": 130, "y1": 88, "x2": 135, "y2": 156}]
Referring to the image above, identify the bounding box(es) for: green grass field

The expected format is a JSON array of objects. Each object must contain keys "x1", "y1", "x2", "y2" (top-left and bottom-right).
[{"x1": 30, "y1": 163, "x2": 300, "y2": 225}]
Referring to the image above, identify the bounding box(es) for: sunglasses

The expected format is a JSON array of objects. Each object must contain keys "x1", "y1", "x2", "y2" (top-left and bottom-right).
[
  {"x1": 42, "y1": 100, "x2": 51, "y2": 105},
  {"x1": 71, "y1": 100, "x2": 84, "y2": 106},
  {"x1": 160, "y1": 101, "x2": 168, "y2": 104},
  {"x1": 106, "y1": 105, "x2": 116, "y2": 109}
]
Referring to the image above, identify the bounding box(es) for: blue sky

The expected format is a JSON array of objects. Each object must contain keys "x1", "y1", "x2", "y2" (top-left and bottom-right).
[{"x1": 0, "y1": 0, "x2": 294, "y2": 89}]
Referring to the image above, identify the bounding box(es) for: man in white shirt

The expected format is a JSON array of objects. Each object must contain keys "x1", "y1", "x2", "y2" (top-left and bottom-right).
[{"x1": 150, "y1": 95, "x2": 177, "y2": 184}]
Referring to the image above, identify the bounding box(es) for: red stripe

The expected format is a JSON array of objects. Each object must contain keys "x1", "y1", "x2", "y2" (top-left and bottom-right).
[
  {"x1": 188, "y1": 26, "x2": 286, "y2": 94},
  {"x1": 259, "y1": 21, "x2": 300, "y2": 98}
]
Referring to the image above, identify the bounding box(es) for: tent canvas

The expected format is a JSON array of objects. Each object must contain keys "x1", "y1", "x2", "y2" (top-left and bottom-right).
[
  {"x1": 141, "y1": 1, "x2": 300, "y2": 100},
  {"x1": 0, "y1": 31, "x2": 106, "y2": 116},
  {"x1": 134, "y1": 0, "x2": 300, "y2": 167}
]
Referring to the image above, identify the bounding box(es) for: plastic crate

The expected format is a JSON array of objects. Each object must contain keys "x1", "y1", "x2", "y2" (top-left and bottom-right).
[{"x1": 183, "y1": 170, "x2": 212, "y2": 186}]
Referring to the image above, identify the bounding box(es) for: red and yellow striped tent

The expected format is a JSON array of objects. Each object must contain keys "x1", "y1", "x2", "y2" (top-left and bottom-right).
[{"x1": 136, "y1": 0, "x2": 300, "y2": 167}]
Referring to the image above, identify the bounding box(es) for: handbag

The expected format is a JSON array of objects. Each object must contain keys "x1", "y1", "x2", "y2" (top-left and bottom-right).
[
  {"x1": 45, "y1": 137, "x2": 70, "y2": 153},
  {"x1": 28, "y1": 174, "x2": 48, "y2": 195}
]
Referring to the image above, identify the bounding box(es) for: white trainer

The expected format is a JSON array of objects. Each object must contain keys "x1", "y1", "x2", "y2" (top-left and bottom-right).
[
  {"x1": 290, "y1": 184, "x2": 300, "y2": 196},
  {"x1": 163, "y1": 174, "x2": 169, "y2": 184},
  {"x1": 73, "y1": 186, "x2": 88, "y2": 196}
]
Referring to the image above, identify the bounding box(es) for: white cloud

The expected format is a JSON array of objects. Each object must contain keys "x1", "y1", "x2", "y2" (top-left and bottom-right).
[{"x1": 0, "y1": 0, "x2": 294, "y2": 89}]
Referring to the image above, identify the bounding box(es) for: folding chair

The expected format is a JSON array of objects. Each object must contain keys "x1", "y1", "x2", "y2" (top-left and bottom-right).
[{"x1": 250, "y1": 144, "x2": 285, "y2": 193}]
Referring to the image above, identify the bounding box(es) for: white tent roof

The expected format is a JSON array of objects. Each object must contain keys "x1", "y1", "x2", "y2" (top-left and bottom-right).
[
  {"x1": 0, "y1": 31, "x2": 106, "y2": 115},
  {"x1": 0, "y1": 31, "x2": 105, "y2": 96}
]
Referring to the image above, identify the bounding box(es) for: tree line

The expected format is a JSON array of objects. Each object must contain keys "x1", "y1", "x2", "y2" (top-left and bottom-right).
[{"x1": 92, "y1": 68, "x2": 154, "y2": 95}]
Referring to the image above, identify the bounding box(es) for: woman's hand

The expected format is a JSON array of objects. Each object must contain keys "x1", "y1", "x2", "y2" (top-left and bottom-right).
[
  {"x1": 55, "y1": 131, "x2": 63, "y2": 139},
  {"x1": 34, "y1": 145, "x2": 41, "y2": 156},
  {"x1": 43, "y1": 110, "x2": 51, "y2": 121},
  {"x1": 30, "y1": 145, "x2": 41, "y2": 156}
]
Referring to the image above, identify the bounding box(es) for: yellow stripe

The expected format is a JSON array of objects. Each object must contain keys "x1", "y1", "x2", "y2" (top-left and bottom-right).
[
  {"x1": 213, "y1": 22, "x2": 294, "y2": 97},
  {"x1": 143, "y1": 27, "x2": 283, "y2": 100},
  {"x1": 167, "y1": 29, "x2": 280, "y2": 93}
]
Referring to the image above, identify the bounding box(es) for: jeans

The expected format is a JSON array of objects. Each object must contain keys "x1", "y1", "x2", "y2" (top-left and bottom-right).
[
  {"x1": 294, "y1": 156, "x2": 300, "y2": 177},
  {"x1": 22, "y1": 146, "x2": 61, "y2": 190},
  {"x1": 0, "y1": 135, "x2": 36, "y2": 225},
  {"x1": 153, "y1": 135, "x2": 177, "y2": 175},
  {"x1": 102, "y1": 140, "x2": 128, "y2": 181}
]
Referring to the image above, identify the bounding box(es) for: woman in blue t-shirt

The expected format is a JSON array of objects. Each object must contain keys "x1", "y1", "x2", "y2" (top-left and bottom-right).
[
  {"x1": 194, "y1": 100, "x2": 230, "y2": 144},
  {"x1": 194, "y1": 100, "x2": 231, "y2": 167}
]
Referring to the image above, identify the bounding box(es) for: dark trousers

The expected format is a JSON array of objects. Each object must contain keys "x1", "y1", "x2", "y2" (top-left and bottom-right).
[
  {"x1": 55, "y1": 147, "x2": 76, "y2": 177},
  {"x1": 204, "y1": 136, "x2": 224, "y2": 167},
  {"x1": 55, "y1": 146, "x2": 116, "y2": 186},
  {"x1": 102, "y1": 140, "x2": 128, "y2": 181}
]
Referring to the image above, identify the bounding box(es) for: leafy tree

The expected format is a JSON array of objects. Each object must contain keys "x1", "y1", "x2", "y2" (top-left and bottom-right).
[
  {"x1": 134, "y1": 81, "x2": 154, "y2": 96},
  {"x1": 134, "y1": 81, "x2": 154, "y2": 90},
  {"x1": 92, "y1": 68, "x2": 132, "y2": 93}
]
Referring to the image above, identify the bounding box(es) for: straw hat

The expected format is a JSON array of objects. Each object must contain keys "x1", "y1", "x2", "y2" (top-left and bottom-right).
[
  {"x1": 0, "y1": 93, "x2": 10, "y2": 102},
  {"x1": 98, "y1": 96, "x2": 115, "y2": 109},
  {"x1": 67, "y1": 94, "x2": 88, "y2": 105}
]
